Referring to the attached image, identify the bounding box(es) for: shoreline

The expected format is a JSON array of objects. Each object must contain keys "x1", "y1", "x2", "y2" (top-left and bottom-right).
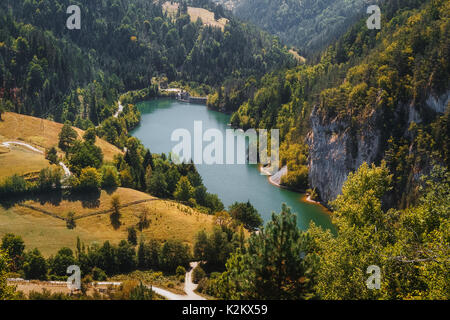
[
  {"x1": 259, "y1": 164, "x2": 332, "y2": 215},
  {"x1": 135, "y1": 96, "x2": 333, "y2": 218}
]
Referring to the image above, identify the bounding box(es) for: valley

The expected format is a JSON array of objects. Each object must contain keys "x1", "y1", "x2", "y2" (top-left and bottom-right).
[{"x1": 0, "y1": 0, "x2": 448, "y2": 302}]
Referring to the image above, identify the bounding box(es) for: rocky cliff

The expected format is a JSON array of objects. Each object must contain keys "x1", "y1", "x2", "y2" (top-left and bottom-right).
[{"x1": 307, "y1": 90, "x2": 449, "y2": 206}]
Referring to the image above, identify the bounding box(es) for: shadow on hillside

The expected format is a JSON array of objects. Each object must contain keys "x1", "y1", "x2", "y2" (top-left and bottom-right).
[
  {"x1": 0, "y1": 189, "x2": 102, "y2": 210},
  {"x1": 68, "y1": 190, "x2": 101, "y2": 209}
]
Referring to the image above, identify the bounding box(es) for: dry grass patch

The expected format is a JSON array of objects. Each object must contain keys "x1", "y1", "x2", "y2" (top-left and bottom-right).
[
  {"x1": 0, "y1": 188, "x2": 214, "y2": 256},
  {"x1": 0, "y1": 206, "x2": 101, "y2": 257},
  {"x1": 21, "y1": 187, "x2": 154, "y2": 219},
  {"x1": 162, "y1": 2, "x2": 228, "y2": 31},
  {"x1": 289, "y1": 49, "x2": 306, "y2": 64},
  {"x1": 75, "y1": 199, "x2": 214, "y2": 247},
  {"x1": 0, "y1": 112, "x2": 122, "y2": 162},
  {"x1": 0, "y1": 144, "x2": 52, "y2": 179}
]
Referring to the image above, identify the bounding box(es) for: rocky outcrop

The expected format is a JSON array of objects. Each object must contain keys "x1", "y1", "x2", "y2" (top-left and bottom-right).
[
  {"x1": 307, "y1": 107, "x2": 381, "y2": 205},
  {"x1": 408, "y1": 90, "x2": 450, "y2": 124},
  {"x1": 425, "y1": 90, "x2": 450, "y2": 114},
  {"x1": 307, "y1": 90, "x2": 449, "y2": 206}
]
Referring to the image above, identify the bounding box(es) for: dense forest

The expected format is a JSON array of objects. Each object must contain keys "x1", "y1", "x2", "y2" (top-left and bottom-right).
[
  {"x1": 221, "y1": 0, "x2": 377, "y2": 56},
  {"x1": 0, "y1": 0, "x2": 295, "y2": 124},
  {"x1": 218, "y1": 0, "x2": 449, "y2": 207},
  {"x1": 0, "y1": 0, "x2": 448, "y2": 301}
]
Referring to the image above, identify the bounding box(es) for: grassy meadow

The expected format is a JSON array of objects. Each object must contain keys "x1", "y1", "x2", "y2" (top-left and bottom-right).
[
  {"x1": 0, "y1": 187, "x2": 215, "y2": 257},
  {"x1": 0, "y1": 112, "x2": 122, "y2": 165}
]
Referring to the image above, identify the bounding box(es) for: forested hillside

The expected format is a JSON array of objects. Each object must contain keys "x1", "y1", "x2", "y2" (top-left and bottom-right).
[
  {"x1": 0, "y1": 0, "x2": 294, "y2": 125},
  {"x1": 226, "y1": 0, "x2": 449, "y2": 207},
  {"x1": 223, "y1": 0, "x2": 377, "y2": 56},
  {"x1": 0, "y1": 0, "x2": 448, "y2": 302}
]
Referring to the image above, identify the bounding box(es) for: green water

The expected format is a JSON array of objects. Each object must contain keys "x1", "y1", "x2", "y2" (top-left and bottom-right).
[{"x1": 131, "y1": 99, "x2": 334, "y2": 231}]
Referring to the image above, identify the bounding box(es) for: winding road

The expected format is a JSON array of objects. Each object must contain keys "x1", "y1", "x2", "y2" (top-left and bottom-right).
[
  {"x1": 1, "y1": 141, "x2": 71, "y2": 177},
  {"x1": 150, "y1": 262, "x2": 206, "y2": 300},
  {"x1": 2, "y1": 139, "x2": 206, "y2": 300},
  {"x1": 114, "y1": 101, "x2": 124, "y2": 118}
]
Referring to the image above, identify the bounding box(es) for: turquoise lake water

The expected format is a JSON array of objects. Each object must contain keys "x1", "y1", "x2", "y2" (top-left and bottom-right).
[{"x1": 131, "y1": 99, "x2": 334, "y2": 231}]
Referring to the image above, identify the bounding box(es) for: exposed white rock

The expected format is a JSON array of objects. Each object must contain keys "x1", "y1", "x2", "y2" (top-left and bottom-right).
[
  {"x1": 307, "y1": 107, "x2": 381, "y2": 205},
  {"x1": 307, "y1": 90, "x2": 449, "y2": 206},
  {"x1": 425, "y1": 90, "x2": 450, "y2": 114}
]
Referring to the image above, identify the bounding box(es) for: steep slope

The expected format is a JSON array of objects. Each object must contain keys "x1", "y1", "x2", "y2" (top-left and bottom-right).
[
  {"x1": 230, "y1": 0, "x2": 449, "y2": 206},
  {"x1": 0, "y1": 0, "x2": 294, "y2": 124},
  {"x1": 223, "y1": 0, "x2": 376, "y2": 56}
]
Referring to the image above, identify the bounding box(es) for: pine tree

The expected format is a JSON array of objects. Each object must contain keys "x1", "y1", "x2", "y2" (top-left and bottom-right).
[{"x1": 58, "y1": 121, "x2": 77, "y2": 152}]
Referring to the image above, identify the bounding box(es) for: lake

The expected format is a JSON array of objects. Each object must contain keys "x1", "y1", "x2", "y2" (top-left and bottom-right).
[{"x1": 131, "y1": 98, "x2": 334, "y2": 231}]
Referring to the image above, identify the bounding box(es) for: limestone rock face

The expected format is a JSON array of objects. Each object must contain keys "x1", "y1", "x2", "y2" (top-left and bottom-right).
[
  {"x1": 307, "y1": 106, "x2": 381, "y2": 205},
  {"x1": 307, "y1": 90, "x2": 449, "y2": 206}
]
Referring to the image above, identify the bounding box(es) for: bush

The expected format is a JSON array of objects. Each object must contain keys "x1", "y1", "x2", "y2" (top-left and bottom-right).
[
  {"x1": 192, "y1": 265, "x2": 206, "y2": 284},
  {"x1": 101, "y1": 165, "x2": 120, "y2": 189},
  {"x1": 38, "y1": 167, "x2": 62, "y2": 191},
  {"x1": 66, "y1": 212, "x2": 76, "y2": 229},
  {"x1": 92, "y1": 267, "x2": 107, "y2": 281},
  {"x1": 0, "y1": 174, "x2": 28, "y2": 196},
  {"x1": 58, "y1": 121, "x2": 77, "y2": 152},
  {"x1": 280, "y1": 165, "x2": 309, "y2": 190},
  {"x1": 176, "y1": 266, "x2": 186, "y2": 277},
  {"x1": 78, "y1": 167, "x2": 101, "y2": 191},
  {"x1": 46, "y1": 147, "x2": 58, "y2": 164},
  {"x1": 174, "y1": 176, "x2": 194, "y2": 202}
]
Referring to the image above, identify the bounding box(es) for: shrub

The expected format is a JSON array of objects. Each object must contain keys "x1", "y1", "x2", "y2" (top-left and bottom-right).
[
  {"x1": 159, "y1": 240, "x2": 191, "y2": 272},
  {"x1": 66, "y1": 212, "x2": 76, "y2": 229},
  {"x1": 48, "y1": 248, "x2": 76, "y2": 277},
  {"x1": 78, "y1": 167, "x2": 101, "y2": 191},
  {"x1": 101, "y1": 165, "x2": 120, "y2": 189},
  {"x1": 0, "y1": 174, "x2": 28, "y2": 196},
  {"x1": 192, "y1": 265, "x2": 206, "y2": 284},
  {"x1": 38, "y1": 167, "x2": 62, "y2": 191},
  {"x1": 92, "y1": 267, "x2": 107, "y2": 281},
  {"x1": 176, "y1": 266, "x2": 186, "y2": 277},
  {"x1": 45, "y1": 147, "x2": 58, "y2": 164}
]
